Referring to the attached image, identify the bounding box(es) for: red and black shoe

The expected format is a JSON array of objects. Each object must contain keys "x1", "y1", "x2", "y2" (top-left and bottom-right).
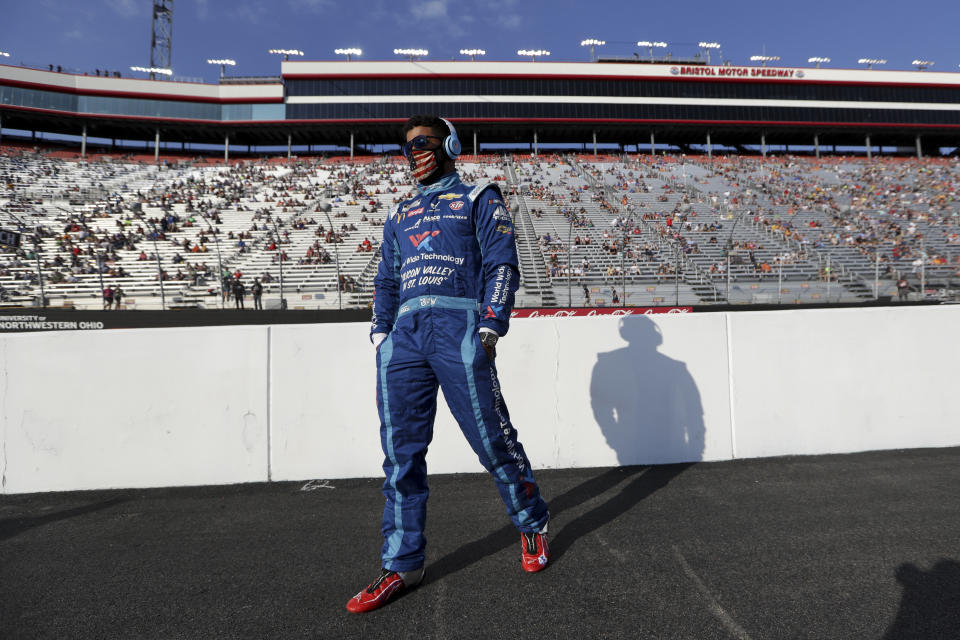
[
  {"x1": 521, "y1": 527, "x2": 550, "y2": 573},
  {"x1": 345, "y1": 568, "x2": 422, "y2": 614}
]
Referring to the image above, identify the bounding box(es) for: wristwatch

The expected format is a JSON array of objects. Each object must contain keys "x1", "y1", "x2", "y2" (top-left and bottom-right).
[{"x1": 480, "y1": 331, "x2": 499, "y2": 349}]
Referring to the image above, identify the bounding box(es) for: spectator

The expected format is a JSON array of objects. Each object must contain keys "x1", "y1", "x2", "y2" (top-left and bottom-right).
[
  {"x1": 233, "y1": 278, "x2": 246, "y2": 309},
  {"x1": 897, "y1": 276, "x2": 910, "y2": 301},
  {"x1": 252, "y1": 278, "x2": 263, "y2": 310}
]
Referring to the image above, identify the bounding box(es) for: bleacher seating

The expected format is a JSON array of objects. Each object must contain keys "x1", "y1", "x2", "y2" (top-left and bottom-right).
[{"x1": 1, "y1": 146, "x2": 958, "y2": 309}]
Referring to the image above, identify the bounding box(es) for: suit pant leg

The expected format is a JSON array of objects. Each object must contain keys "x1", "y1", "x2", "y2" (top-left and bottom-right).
[
  {"x1": 431, "y1": 310, "x2": 550, "y2": 533},
  {"x1": 377, "y1": 332, "x2": 438, "y2": 572}
]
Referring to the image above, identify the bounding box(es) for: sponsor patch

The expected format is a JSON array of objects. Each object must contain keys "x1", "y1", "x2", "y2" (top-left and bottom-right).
[
  {"x1": 495, "y1": 224, "x2": 513, "y2": 235},
  {"x1": 438, "y1": 193, "x2": 462, "y2": 200},
  {"x1": 492, "y1": 205, "x2": 510, "y2": 221},
  {"x1": 409, "y1": 230, "x2": 441, "y2": 251},
  {"x1": 397, "y1": 206, "x2": 425, "y2": 223},
  {"x1": 449, "y1": 200, "x2": 465, "y2": 211}
]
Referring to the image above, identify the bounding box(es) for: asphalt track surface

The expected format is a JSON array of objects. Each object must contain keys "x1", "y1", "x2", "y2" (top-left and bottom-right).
[{"x1": 2, "y1": 447, "x2": 959, "y2": 640}]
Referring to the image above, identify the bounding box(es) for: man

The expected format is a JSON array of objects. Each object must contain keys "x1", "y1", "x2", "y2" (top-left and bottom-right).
[
  {"x1": 251, "y1": 278, "x2": 263, "y2": 310},
  {"x1": 233, "y1": 278, "x2": 245, "y2": 309},
  {"x1": 346, "y1": 115, "x2": 550, "y2": 614}
]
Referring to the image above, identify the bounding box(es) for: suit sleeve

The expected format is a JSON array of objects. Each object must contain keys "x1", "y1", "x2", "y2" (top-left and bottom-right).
[
  {"x1": 371, "y1": 212, "x2": 400, "y2": 339},
  {"x1": 473, "y1": 185, "x2": 519, "y2": 336}
]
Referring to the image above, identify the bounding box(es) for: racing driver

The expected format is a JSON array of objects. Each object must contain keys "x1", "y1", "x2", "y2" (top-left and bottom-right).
[{"x1": 345, "y1": 115, "x2": 551, "y2": 614}]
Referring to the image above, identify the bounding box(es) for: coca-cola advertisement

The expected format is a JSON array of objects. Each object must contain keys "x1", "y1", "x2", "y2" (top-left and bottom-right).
[{"x1": 511, "y1": 307, "x2": 693, "y2": 318}]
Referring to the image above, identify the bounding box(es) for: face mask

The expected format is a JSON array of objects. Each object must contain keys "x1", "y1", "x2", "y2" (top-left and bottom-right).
[{"x1": 410, "y1": 149, "x2": 439, "y2": 183}]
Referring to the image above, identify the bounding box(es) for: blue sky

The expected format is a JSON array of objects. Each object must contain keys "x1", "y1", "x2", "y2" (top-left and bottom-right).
[{"x1": 1, "y1": 0, "x2": 959, "y2": 82}]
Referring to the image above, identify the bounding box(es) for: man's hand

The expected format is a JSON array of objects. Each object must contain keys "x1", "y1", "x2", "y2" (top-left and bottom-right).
[
  {"x1": 479, "y1": 329, "x2": 499, "y2": 361},
  {"x1": 372, "y1": 333, "x2": 387, "y2": 349}
]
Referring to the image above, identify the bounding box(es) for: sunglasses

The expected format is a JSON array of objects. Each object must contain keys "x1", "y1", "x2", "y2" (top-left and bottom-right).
[{"x1": 402, "y1": 134, "x2": 444, "y2": 158}]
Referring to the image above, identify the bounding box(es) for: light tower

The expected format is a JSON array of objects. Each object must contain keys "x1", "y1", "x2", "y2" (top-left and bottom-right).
[
  {"x1": 269, "y1": 49, "x2": 304, "y2": 62},
  {"x1": 130, "y1": 66, "x2": 172, "y2": 77},
  {"x1": 394, "y1": 48, "x2": 428, "y2": 61},
  {"x1": 750, "y1": 54, "x2": 780, "y2": 67},
  {"x1": 335, "y1": 48, "x2": 362, "y2": 61},
  {"x1": 580, "y1": 39, "x2": 605, "y2": 62},
  {"x1": 637, "y1": 41, "x2": 666, "y2": 62},
  {"x1": 459, "y1": 49, "x2": 486, "y2": 61},
  {"x1": 207, "y1": 58, "x2": 236, "y2": 79},
  {"x1": 698, "y1": 42, "x2": 721, "y2": 65},
  {"x1": 149, "y1": 0, "x2": 174, "y2": 81},
  {"x1": 858, "y1": 58, "x2": 887, "y2": 70},
  {"x1": 912, "y1": 59, "x2": 934, "y2": 71},
  {"x1": 517, "y1": 49, "x2": 550, "y2": 62},
  {"x1": 808, "y1": 56, "x2": 831, "y2": 68}
]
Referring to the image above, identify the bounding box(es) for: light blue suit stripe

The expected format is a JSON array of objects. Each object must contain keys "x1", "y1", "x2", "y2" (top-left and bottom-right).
[
  {"x1": 459, "y1": 310, "x2": 525, "y2": 518},
  {"x1": 379, "y1": 335, "x2": 404, "y2": 560}
]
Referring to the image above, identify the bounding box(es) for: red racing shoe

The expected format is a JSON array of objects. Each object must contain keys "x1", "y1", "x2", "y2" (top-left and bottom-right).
[
  {"x1": 521, "y1": 528, "x2": 550, "y2": 572},
  {"x1": 345, "y1": 568, "x2": 422, "y2": 614}
]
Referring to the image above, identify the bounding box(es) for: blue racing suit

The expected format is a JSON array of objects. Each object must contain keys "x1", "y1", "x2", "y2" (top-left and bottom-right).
[{"x1": 370, "y1": 172, "x2": 550, "y2": 572}]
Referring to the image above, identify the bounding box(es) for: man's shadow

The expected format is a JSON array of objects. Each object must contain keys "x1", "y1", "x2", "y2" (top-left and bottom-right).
[
  {"x1": 590, "y1": 315, "x2": 705, "y2": 465},
  {"x1": 883, "y1": 559, "x2": 960, "y2": 639},
  {"x1": 0, "y1": 497, "x2": 126, "y2": 543},
  {"x1": 424, "y1": 316, "x2": 701, "y2": 581},
  {"x1": 424, "y1": 464, "x2": 690, "y2": 582}
]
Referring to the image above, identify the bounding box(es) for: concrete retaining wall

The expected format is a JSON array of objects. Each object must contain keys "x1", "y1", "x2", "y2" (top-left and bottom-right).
[{"x1": 3, "y1": 306, "x2": 958, "y2": 493}]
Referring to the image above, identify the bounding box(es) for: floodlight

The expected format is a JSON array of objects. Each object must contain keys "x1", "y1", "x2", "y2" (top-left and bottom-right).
[
  {"x1": 207, "y1": 58, "x2": 236, "y2": 78},
  {"x1": 912, "y1": 59, "x2": 934, "y2": 70},
  {"x1": 857, "y1": 58, "x2": 886, "y2": 69},
  {"x1": 459, "y1": 49, "x2": 486, "y2": 61},
  {"x1": 394, "y1": 48, "x2": 429, "y2": 60},
  {"x1": 808, "y1": 56, "x2": 830, "y2": 68},
  {"x1": 699, "y1": 41, "x2": 721, "y2": 64},
  {"x1": 637, "y1": 40, "x2": 667, "y2": 62},
  {"x1": 335, "y1": 48, "x2": 362, "y2": 61},
  {"x1": 130, "y1": 66, "x2": 172, "y2": 75},
  {"x1": 517, "y1": 49, "x2": 550, "y2": 61},
  {"x1": 750, "y1": 54, "x2": 780, "y2": 66},
  {"x1": 269, "y1": 49, "x2": 304, "y2": 61},
  {"x1": 580, "y1": 39, "x2": 605, "y2": 62}
]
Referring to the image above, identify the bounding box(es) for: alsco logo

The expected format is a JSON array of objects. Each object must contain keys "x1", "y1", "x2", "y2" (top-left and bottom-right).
[{"x1": 409, "y1": 230, "x2": 440, "y2": 251}]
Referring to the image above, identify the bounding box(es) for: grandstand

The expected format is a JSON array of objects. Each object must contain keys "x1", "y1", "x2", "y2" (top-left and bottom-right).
[
  {"x1": 2, "y1": 145, "x2": 958, "y2": 310},
  {"x1": 2, "y1": 57, "x2": 960, "y2": 309}
]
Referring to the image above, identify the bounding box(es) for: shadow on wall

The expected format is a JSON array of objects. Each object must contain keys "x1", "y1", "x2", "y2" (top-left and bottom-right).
[
  {"x1": 590, "y1": 315, "x2": 705, "y2": 465},
  {"x1": 883, "y1": 559, "x2": 960, "y2": 639}
]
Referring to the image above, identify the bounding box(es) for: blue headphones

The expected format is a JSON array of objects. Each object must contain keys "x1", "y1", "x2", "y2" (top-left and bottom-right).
[{"x1": 439, "y1": 117, "x2": 462, "y2": 159}]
